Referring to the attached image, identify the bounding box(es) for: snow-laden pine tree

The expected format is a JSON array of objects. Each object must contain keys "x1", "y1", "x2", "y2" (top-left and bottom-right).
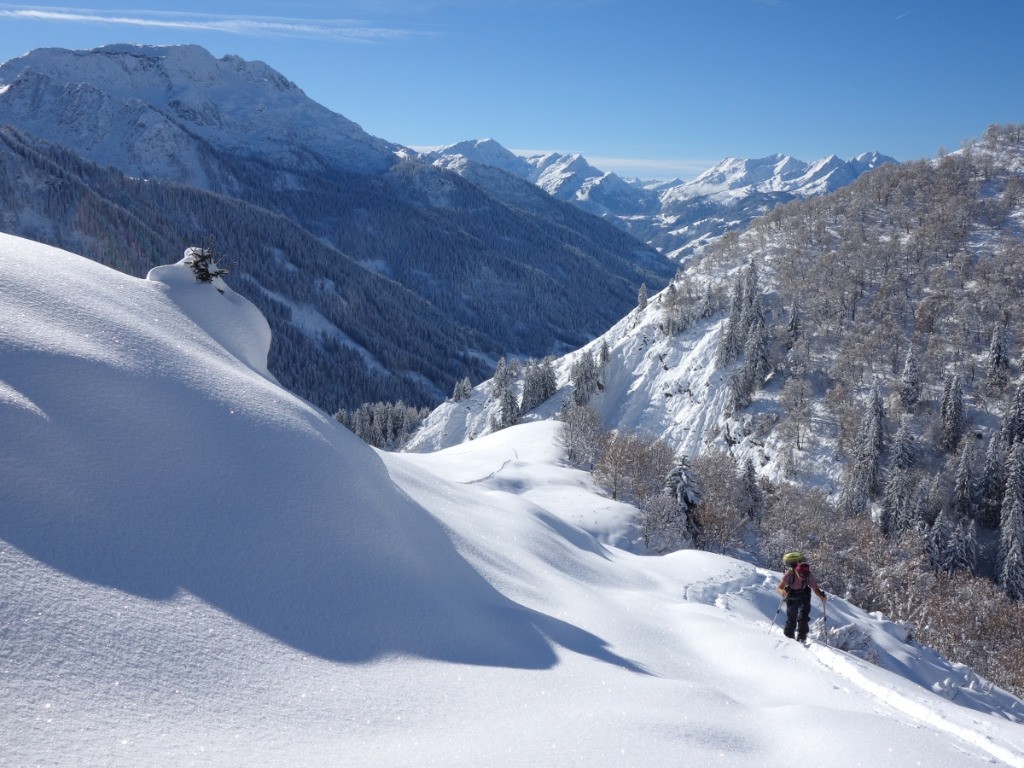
[
  {"x1": 491, "y1": 356, "x2": 514, "y2": 402},
  {"x1": 950, "y1": 518, "x2": 978, "y2": 575},
  {"x1": 899, "y1": 349, "x2": 921, "y2": 412},
  {"x1": 999, "y1": 442, "x2": 1024, "y2": 599},
  {"x1": 890, "y1": 415, "x2": 916, "y2": 472},
  {"x1": 637, "y1": 282, "x2": 648, "y2": 311},
  {"x1": 867, "y1": 384, "x2": 886, "y2": 457},
  {"x1": 495, "y1": 386, "x2": 520, "y2": 430},
  {"x1": 952, "y1": 440, "x2": 978, "y2": 523},
  {"x1": 716, "y1": 271, "x2": 746, "y2": 367},
  {"x1": 738, "y1": 260, "x2": 761, "y2": 332},
  {"x1": 569, "y1": 350, "x2": 599, "y2": 406},
  {"x1": 639, "y1": 458, "x2": 702, "y2": 553},
  {"x1": 985, "y1": 322, "x2": 1011, "y2": 394},
  {"x1": 1005, "y1": 383, "x2": 1024, "y2": 447},
  {"x1": 520, "y1": 358, "x2": 557, "y2": 414},
  {"x1": 906, "y1": 480, "x2": 933, "y2": 536},
  {"x1": 979, "y1": 433, "x2": 1006, "y2": 529},
  {"x1": 880, "y1": 466, "x2": 912, "y2": 537},
  {"x1": 451, "y1": 377, "x2": 473, "y2": 402},
  {"x1": 839, "y1": 387, "x2": 886, "y2": 516},
  {"x1": 737, "y1": 458, "x2": 764, "y2": 524},
  {"x1": 928, "y1": 504, "x2": 957, "y2": 574},
  {"x1": 785, "y1": 300, "x2": 801, "y2": 349},
  {"x1": 939, "y1": 373, "x2": 965, "y2": 454}
]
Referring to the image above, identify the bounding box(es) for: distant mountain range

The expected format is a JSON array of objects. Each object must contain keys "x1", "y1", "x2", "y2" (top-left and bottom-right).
[
  {"x1": 421, "y1": 139, "x2": 895, "y2": 259},
  {"x1": 0, "y1": 44, "x2": 673, "y2": 411},
  {"x1": 0, "y1": 43, "x2": 891, "y2": 413}
]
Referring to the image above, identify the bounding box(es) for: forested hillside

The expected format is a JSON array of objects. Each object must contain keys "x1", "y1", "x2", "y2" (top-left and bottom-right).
[
  {"x1": 662, "y1": 123, "x2": 1024, "y2": 692},
  {"x1": 0, "y1": 127, "x2": 492, "y2": 408}
]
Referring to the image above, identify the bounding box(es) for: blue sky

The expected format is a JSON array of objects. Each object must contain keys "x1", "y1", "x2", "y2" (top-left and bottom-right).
[{"x1": 0, "y1": 1, "x2": 1021, "y2": 179}]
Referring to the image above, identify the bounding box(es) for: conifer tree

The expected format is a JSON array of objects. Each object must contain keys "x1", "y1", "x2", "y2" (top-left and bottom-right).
[
  {"x1": 1006, "y1": 383, "x2": 1024, "y2": 447},
  {"x1": 520, "y1": 359, "x2": 557, "y2": 414},
  {"x1": 1001, "y1": 514, "x2": 1024, "y2": 600},
  {"x1": 929, "y1": 505, "x2": 956, "y2": 574},
  {"x1": 999, "y1": 442, "x2": 1024, "y2": 598},
  {"x1": 451, "y1": 376, "x2": 473, "y2": 402},
  {"x1": 939, "y1": 373, "x2": 965, "y2": 453},
  {"x1": 867, "y1": 384, "x2": 887, "y2": 457},
  {"x1": 786, "y1": 300, "x2": 801, "y2": 349},
  {"x1": 899, "y1": 349, "x2": 921, "y2": 412},
  {"x1": 491, "y1": 357, "x2": 513, "y2": 402},
  {"x1": 570, "y1": 351, "x2": 599, "y2": 406},
  {"x1": 496, "y1": 386, "x2": 520, "y2": 430},
  {"x1": 950, "y1": 518, "x2": 978, "y2": 575},
  {"x1": 738, "y1": 260, "x2": 761, "y2": 332},
  {"x1": 737, "y1": 458, "x2": 764, "y2": 524},
  {"x1": 839, "y1": 389, "x2": 886, "y2": 516},
  {"x1": 716, "y1": 271, "x2": 746, "y2": 367},
  {"x1": 880, "y1": 466, "x2": 912, "y2": 537},
  {"x1": 979, "y1": 433, "x2": 1006, "y2": 528},
  {"x1": 986, "y1": 322, "x2": 1011, "y2": 393},
  {"x1": 890, "y1": 415, "x2": 916, "y2": 472},
  {"x1": 640, "y1": 458, "x2": 703, "y2": 552},
  {"x1": 952, "y1": 440, "x2": 977, "y2": 523},
  {"x1": 637, "y1": 283, "x2": 649, "y2": 311},
  {"x1": 905, "y1": 480, "x2": 933, "y2": 537}
]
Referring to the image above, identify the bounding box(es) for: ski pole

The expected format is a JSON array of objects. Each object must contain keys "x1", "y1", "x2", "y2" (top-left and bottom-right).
[
  {"x1": 821, "y1": 596, "x2": 829, "y2": 647},
  {"x1": 768, "y1": 597, "x2": 785, "y2": 634}
]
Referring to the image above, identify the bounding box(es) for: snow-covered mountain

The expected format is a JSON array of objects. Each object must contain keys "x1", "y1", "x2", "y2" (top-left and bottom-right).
[
  {"x1": 4, "y1": 230, "x2": 1024, "y2": 766},
  {"x1": 421, "y1": 139, "x2": 895, "y2": 259},
  {"x1": 0, "y1": 44, "x2": 673, "y2": 412},
  {"x1": 0, "y1": 43, "x2": 396, "y2": 184}
]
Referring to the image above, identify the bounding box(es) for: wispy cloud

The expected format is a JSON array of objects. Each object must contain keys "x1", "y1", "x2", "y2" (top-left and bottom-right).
[
  {"x1": 0, "y1": 5, "x2": 424, "y2": 42},
  {"x1": 583, "y1": 155, "x2": 715, "y2": 180}
]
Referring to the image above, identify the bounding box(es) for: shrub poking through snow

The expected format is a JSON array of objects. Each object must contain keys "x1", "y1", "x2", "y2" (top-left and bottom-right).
[{"x1": 184, "y1": 242, "x2": 229, "y2": 287}]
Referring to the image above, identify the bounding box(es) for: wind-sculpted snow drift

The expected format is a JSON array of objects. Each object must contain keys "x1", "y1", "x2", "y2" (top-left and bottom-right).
[{"x1": 2, "y1": 232, "x2": 1024, "y2": 767}]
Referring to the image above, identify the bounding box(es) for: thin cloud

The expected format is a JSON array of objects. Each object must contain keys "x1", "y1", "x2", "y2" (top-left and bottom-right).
[
  {"x1": 585, "y1": 155, "x2": 715, "y2": 179},
  {"x1": 0, "y1": 6, "x2": 424, "y2": 42}
]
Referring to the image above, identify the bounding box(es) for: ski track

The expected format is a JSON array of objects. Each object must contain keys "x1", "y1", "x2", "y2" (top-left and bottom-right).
[
  {"x1": 695, "y1": 566, "x2": 1024, "y2": 768},
  {"x1": 806, "y1": 643, "x2": 1024, "y2": 768},
  {"x1": 681, "y1": 563, "x2": 766, "y2": 606}
]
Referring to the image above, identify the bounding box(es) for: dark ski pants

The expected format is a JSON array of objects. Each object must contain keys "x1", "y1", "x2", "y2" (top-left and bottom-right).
[{"x1": 784, "y1": 591, "x2": 812, "y2": 641}]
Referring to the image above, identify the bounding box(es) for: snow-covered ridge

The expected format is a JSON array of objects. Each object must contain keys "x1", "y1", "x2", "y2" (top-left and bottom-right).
[{"x1": 0, "y1": 44, "x2": 397, "y2": 182}]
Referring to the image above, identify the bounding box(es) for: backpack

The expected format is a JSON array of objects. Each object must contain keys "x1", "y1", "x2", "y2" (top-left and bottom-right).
[{"x1": 782, "y1": 551, "x2": 805, "y2": 568}]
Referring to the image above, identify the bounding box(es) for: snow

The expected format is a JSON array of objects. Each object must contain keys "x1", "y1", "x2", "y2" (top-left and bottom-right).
[
  {"x1": 0, "y1": 45, "x2": 396, "y2": 184},
  {"x1": 3, "y1": 231, "x2": 1024, "y2": 766}
]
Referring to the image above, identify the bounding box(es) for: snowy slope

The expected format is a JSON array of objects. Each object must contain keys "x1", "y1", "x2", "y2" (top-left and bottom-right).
[{"x1": 3, "y1": 232, "x2": 1024, "y2": 767}]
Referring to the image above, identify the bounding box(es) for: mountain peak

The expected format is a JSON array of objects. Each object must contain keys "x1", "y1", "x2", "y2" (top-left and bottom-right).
[{"x1": 0, "y1": 44, "x2": 396, "y2": 182}]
